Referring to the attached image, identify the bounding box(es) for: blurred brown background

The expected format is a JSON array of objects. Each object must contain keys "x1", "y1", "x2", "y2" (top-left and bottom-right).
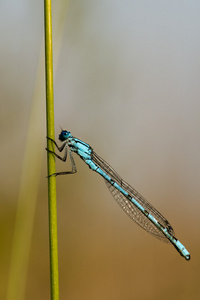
[{"x1": 1, "y1": 1, "x2": 199, "y2": 299}]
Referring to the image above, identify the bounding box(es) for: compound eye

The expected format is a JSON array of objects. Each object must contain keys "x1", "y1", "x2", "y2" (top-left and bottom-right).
[{"x1": 59, "y1": 130, "x2": 71, "y2": 141}]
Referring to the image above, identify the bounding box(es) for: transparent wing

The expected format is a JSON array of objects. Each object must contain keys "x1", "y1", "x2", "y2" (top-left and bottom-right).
[{"x1": 92, "y1": 152, "x2": 174, "y2": 243}]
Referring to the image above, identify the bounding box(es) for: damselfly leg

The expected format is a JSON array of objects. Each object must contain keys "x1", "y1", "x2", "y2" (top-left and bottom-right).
[{"x1": 46, "y1": 137, "x2": 77, "y2": 176}]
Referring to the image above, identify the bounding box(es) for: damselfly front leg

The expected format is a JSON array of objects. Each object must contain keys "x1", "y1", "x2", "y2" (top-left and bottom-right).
[
  {"x1": 46, "y1": 137, "x2": 77, "y2": 177},
  {"x1": 46, "y1": 136, "x2": 67, "y2": 157}
]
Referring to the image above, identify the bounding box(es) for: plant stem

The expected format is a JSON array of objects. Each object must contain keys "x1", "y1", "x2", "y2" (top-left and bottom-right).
[{"x1": 44, "y1": 1, "x2": 59, "y2": 299}]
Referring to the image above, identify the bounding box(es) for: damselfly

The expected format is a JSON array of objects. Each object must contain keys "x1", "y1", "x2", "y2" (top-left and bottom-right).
[{"x1": 46, "y1": 130, "x2": 190, "y2": 260}]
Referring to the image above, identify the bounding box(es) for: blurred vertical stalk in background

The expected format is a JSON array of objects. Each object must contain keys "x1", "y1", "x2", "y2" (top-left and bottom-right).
[{"x1": 6, "y1": 1, "x2": 69, "y2": 300}]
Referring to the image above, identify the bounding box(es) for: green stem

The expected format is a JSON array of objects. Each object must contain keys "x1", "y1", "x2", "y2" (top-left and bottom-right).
[{"x1": 44, "y1": 1, "x2": 59, "y2": 300}]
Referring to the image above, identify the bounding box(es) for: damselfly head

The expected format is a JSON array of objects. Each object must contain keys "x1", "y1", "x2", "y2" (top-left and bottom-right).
[{"x1": 59, "y1": 130, "x2": 72, "y2": 141}]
